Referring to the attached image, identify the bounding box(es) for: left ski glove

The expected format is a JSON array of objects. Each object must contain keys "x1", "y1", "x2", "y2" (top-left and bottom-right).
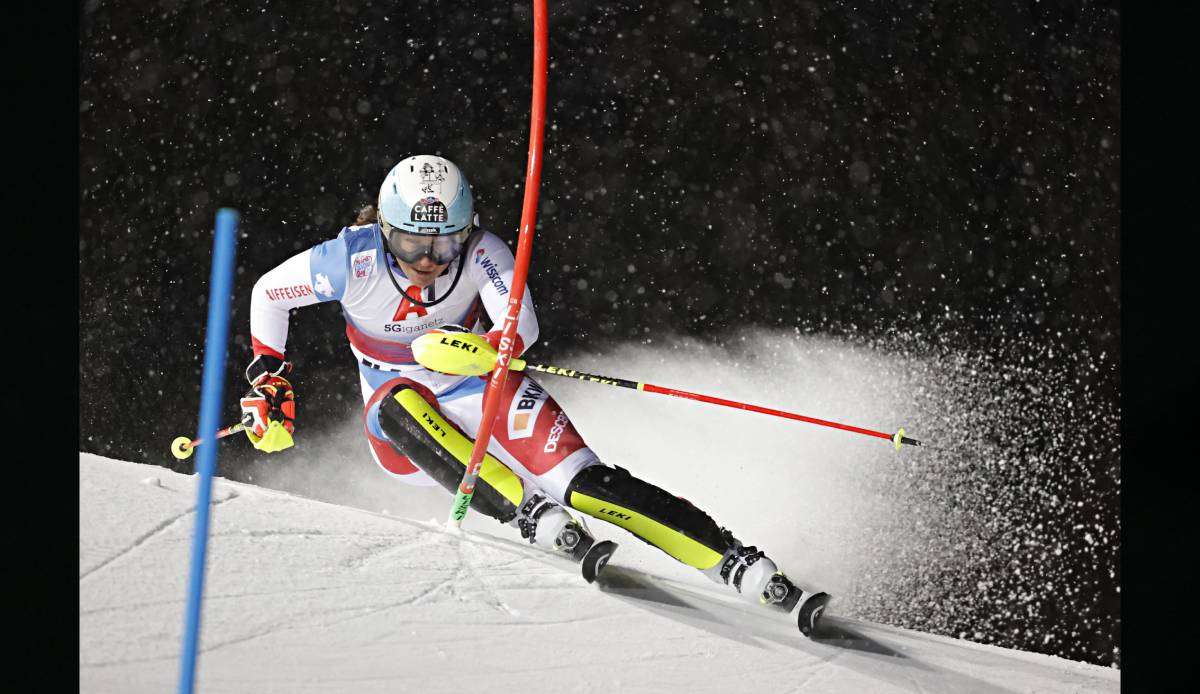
[{"x1": 240, "y1": 356, "x2": 296, "y2": 453}]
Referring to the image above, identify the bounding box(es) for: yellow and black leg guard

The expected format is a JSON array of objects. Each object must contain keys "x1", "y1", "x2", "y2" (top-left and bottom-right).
[
  {"x1": 566, "y1": 464, "x2": 733, "y2": 571},
  {"x1": 378, "y1": 383, "x2": 525, "y2": 524}
]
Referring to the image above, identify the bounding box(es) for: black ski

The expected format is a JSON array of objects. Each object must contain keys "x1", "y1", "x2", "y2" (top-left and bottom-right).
[
  {"x1": 580, "y1": 540, "x2": 618, "y2": 584},
  {"x1": 796, "y1": 591, "x2": 832, "y2": 637}
]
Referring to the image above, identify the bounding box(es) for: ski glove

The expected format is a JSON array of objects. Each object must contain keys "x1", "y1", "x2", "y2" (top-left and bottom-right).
[
  {"x1": 241, "y1": 355, "x2": 296, "y2": 453},
  {"x1": 246, "y1": 354, "x2": 292, "y2": 387}
]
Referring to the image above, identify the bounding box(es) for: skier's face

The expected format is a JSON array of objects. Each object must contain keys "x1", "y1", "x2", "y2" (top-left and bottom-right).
[{"x1": 397, "y1": 255, "x2": 449, "y2": 287}]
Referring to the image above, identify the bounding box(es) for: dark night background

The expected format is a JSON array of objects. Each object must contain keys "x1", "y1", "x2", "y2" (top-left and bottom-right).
[{"x1": 79, "y1": 1, "x2": 1119, "y2": 667}]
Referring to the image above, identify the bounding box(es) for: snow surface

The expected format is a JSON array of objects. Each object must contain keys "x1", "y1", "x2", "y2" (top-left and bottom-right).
[{"x1": 81, "y1": 452, "x2": 1117, "y2": 693}]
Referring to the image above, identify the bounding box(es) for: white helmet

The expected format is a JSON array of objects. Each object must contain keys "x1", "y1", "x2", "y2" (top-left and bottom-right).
[
  {"x1": 377, "y1": 155, "x2": 476, "y2": 265},
  {"x1": 378, "y1": 155, "x2": 475, "y2": 234}
]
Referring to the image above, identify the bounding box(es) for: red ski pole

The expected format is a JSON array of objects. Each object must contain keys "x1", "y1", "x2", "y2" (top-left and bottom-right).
[
  {"x1": 412, "y1": 332, "x2": 925, "y2": 450},
  {"x1": 522, "y1": 363, "x2": 924, "y2": 449}
]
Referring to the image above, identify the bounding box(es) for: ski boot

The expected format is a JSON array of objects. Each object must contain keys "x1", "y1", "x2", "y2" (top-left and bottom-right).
[
  {"x1": 764, "y1": 572, "x2": 832, "y2": 637},
  {"x1": 704, "y1": 534, "x2": 831, "y2": 637},
  {"x1": 514, "y1": 493, "x2": 617, "y2": 583}
]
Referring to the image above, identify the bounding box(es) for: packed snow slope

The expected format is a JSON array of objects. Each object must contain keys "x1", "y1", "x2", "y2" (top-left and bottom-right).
[{"x1": 81, "y1": 453, "x2": 1116, "y2": 693}]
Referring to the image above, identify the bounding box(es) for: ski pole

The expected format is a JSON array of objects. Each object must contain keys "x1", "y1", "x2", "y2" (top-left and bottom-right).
[
  {"x1": 412, "y1": 332, "x2": 925, "y2": 450},
  {"x1": 170, "y1": 416, "x2": 251, "y2": 460},
  {"x1": 523, "y1": 363, "x2": 922, "y2": 448}
]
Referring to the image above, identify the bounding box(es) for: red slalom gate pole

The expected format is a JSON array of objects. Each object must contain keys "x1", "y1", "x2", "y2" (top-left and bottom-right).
[{"x1": 447, "y1": 0, "x2": 548, "y2": 527}]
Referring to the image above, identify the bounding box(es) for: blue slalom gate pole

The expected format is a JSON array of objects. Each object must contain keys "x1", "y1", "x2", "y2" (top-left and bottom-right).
[{"x1": 178, "y1": 208, "x2": 239, "y2": 694}]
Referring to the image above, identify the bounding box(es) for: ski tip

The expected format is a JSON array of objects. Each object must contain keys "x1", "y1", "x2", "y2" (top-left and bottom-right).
[
  {"x1": 797, "y1": 592, "x2": 832, "y2": 638},
  {"x1": 581, "y1": 540, "x2": 618, "y2": 584}
]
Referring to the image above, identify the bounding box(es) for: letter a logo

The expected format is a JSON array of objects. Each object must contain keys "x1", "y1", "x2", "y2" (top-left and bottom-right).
[{"x1": 393, "y1": 285, "x2": 428, "y2": 320}]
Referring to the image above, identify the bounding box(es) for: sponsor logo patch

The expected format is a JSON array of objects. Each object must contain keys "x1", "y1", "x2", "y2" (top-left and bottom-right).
[
  {"x1": 420, "y1": 411, "x2": 448, "y2": 439},
  {"x1": 543, "y1": 410, "x2": 570, "y2": 453},
  {"x1": 507, "y1": 378, "x2": 548, "y2": 440},
  {"x1": 383, "y1": 318, "x2": 443, "y2": 333},
  {"x1": 439, "y1": 336, "x2": 480, "y2": 354},
  {"x1": 474, "y1": 249, "x2": 509, "y2": 296},
  {"x1": 391, "y1": 285, "x2": 428, "y2": 321},
  {"x1": 597, "y1": 507, "x2": 633, "y2": 521},
  {"x1": 351, "y1": 249, "x2": 376, "y2": 278},
  {"x1": 411, "y1": 197, "x2": 448, "y2": 223},
  {"x1": 263, "y1": 284, "x2": 313, "y2": 301}
]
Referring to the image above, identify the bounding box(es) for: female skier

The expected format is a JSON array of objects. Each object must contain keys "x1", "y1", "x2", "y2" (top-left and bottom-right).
[{"x1": 240, "y1": 154, "x2": 829, "y2": 634}]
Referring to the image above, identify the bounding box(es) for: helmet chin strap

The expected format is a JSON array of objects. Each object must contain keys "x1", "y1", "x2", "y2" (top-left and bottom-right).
[{"x1": 380, "y1": 226, "x2": 480, "y2": 308}]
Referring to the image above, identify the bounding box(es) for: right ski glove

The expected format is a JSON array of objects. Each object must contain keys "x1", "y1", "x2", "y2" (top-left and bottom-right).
[{"x1": 241, "y1": 355, "x2": 296, "y2": 453}]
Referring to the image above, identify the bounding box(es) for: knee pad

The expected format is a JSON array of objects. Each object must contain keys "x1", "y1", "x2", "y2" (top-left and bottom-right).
[
  {"x1": 378, "y1": 381, "x2": 525, "y2": 524},
  {"x1": 565, "y1": 465, "x2": 731, "y2": 570}
]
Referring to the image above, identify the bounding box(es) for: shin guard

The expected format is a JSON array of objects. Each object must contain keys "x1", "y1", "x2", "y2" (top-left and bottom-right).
[
  {"x1": 565, "y1": 465, "x2": 732, "y2": 570},
  {"x1": 378, "y1": 382, "x2": 524, "y2": 524}
]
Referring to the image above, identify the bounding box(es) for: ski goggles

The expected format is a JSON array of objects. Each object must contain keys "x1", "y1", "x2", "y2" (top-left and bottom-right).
[{"x1": 382, "y1": 224, "x2": 471, "y2": 264}]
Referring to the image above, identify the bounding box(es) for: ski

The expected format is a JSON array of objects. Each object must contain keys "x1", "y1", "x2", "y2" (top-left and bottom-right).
[
  {"x1": 580, "y1": 539, "x2": 618, "y2": 584},
  {"x1": 795, "y1": 591, "x2": 832, "y2": 637}
]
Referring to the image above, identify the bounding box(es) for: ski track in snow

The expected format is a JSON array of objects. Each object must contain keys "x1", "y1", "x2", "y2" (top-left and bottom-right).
[
  {"x1": 79, "y1": 453, "x2": 1118, "y2": 693},
  {"x1": 80, "y1": 489, "x2": 240, "y2": 583}
]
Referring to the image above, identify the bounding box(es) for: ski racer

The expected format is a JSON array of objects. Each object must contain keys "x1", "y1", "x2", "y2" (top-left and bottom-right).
[{"x1": 240, "y1": 154, "x2": 828, "y2": 632}]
